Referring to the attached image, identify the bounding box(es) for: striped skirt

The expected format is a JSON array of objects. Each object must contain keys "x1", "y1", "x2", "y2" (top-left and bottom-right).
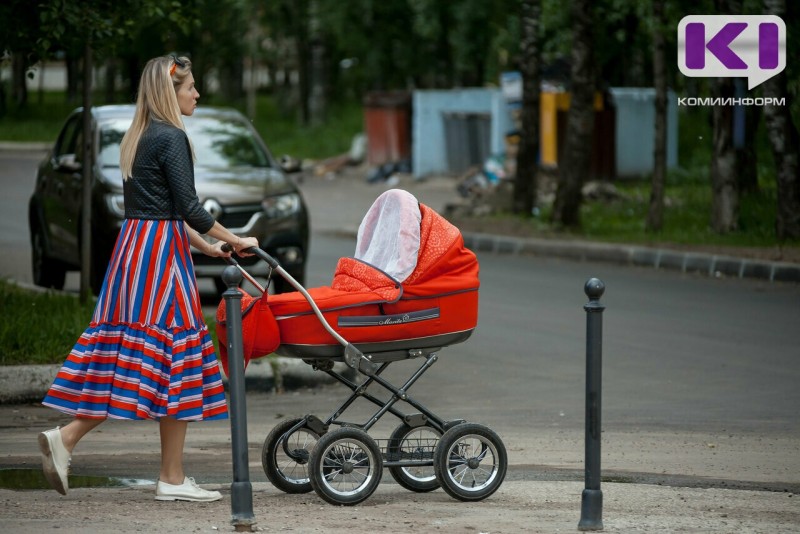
[{"x1": 42, "y1": 219, "x2": 228, "y2": 421}]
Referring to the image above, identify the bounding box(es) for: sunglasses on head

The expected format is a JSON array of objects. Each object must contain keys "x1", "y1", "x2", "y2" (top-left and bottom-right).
[{"x1": 169, "y1": 55, "x2": 186, "y2": 77}]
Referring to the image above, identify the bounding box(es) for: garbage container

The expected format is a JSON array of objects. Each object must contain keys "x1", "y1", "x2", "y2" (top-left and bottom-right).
[
  {"x1": 442, "y1": 111, "x2": 492, "y2": 175},
  {"x1": 363, "y1": 91, "x2": 412, "y2": 166}
]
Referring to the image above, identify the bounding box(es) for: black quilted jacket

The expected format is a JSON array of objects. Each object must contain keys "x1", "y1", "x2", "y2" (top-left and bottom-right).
[{"x1": 123, "y1": 120, "x2": 215, "y2": 234}]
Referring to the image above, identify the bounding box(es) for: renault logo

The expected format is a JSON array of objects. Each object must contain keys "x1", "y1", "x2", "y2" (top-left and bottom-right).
[{"x1": 203, "y1": 198, "x2": 223, "y2": 220}]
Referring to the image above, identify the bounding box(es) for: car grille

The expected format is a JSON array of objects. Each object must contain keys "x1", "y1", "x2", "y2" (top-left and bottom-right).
[{"x1": 218, "y1": 205, "x2": 260, "y2": 229}]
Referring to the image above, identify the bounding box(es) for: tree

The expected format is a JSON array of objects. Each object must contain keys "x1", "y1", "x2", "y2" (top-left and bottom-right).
[
  {"x1": 0, "y1": 1, "x2": 44, "y2": 112},
  {"x1": 762, "y1": 0, "x2": 800, "y2": 239},
  {"x1": 34, "y1": 0, "x2": 196, "y2": 300},
  {"x1": 647, "y1": 0, "x2": 668, "y2": 232},
  {"x1": 513, "y1": 0, "x2": 542, "y2": 216},
  {"x1": 551, "y1": 0, "x2": 595, "y2": 228},
  {"x1": 708, "y1": 0, "x2": 743, "y2": 233}
]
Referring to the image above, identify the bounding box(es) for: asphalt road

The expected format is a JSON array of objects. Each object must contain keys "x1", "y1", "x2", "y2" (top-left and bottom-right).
[{"x1": 2, "y1": 148, "x2": 799, "y2": 488}]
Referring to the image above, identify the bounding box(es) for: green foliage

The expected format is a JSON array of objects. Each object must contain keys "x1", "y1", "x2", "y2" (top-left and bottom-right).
[
  {"x1": 577, "y1": 182, "x2": 785, "y2": 247},
  {"x1": 0, "y1": 279, "x2": 219, "y2": 365},
  {"x1": 253, "y1": 97, "x2": 363, "y2": 160}
]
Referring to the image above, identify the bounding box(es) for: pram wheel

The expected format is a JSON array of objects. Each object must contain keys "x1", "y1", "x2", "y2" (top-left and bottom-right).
[
  {"x1": 262, "y1": 418, "x2": 320, "y2": 494},
  {"x1": 434, "y1": 423, "x2": 507, "y2": 502},
  {"x1": 309, "y1": 428, "x2": 383, "y2": 506},
  {"x1": 387, "y1": 423, "x2": 441, "y2": 492}
]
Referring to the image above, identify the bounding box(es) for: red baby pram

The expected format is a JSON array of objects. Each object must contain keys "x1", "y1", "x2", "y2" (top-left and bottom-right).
[{"x1": 216, "y1": 189, "x2": 506, "y2": 506}]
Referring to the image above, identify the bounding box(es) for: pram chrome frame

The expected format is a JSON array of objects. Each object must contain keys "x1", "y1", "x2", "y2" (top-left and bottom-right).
[{"x1": 224, "y1": 247, "x2": 507, "y2": 506}]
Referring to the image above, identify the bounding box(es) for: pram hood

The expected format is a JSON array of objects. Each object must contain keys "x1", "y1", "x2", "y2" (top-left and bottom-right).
[
  {"x1": 354, "y1": 188, "x2": 421, "y2": 283},
  {"x1": 331, "y1": 189, "x2": 477, "y2": 300}
]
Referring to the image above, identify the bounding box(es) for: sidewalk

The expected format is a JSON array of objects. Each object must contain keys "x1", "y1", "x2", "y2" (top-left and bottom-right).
[{"x1": 1, "y1": 479, "x2": 796, "y2": 533}]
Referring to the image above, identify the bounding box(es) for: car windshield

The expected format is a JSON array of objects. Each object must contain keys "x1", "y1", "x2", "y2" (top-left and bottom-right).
[{"x1": 98, "y1": 114, "x2": 271, "y2": 169}]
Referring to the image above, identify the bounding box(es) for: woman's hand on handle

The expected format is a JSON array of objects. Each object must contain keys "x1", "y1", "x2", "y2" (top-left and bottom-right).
[
  {"x1": 206, "y1": 241, "x2": 233, "y2": 258},
  {"x1": 231, "y1": 236, "x2": 259, "y2": 257}
]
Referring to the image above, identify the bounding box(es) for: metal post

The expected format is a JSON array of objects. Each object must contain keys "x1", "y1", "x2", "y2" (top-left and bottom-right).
[
  {"x1": 578, "y1": 278, "x2": 605, "y2": 531},
  {"x1": 222, "y1": 266, "x2": 256, "y2": 531}
]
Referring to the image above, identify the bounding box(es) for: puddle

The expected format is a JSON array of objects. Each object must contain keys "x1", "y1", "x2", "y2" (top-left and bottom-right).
[{"x1": 0, "y1": 469, "x2": 154, "y2": 490}]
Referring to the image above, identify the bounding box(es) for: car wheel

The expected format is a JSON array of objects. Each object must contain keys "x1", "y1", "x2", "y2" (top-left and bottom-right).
[{"x1": 31, "y1": 224, "x2": 66, "y2": 290}]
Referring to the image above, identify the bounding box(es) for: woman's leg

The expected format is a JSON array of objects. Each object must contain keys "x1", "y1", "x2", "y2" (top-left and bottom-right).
[
  {"x1": 155, "y1": 417, "x2": 222, "y2": 501},
  {"x1": 39, "y1": 417, "x2": 104, "y2": 495},
  {"x1": 59, "y1": 417, "x2": 105, "y2": 453},
  {"x1": 158, "y1": 417, "x2": 188, "y2": 485}
]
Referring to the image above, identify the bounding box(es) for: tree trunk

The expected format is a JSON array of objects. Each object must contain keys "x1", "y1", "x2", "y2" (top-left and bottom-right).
[
  {"x1": 11, "y1": 54, "x2": 28, "y2": 108},
  {"x1": 735, "y1": 79, "x2": 760, "y2": 194},
  {"x1": 293, "y1": 0, "x2": 311, "y2": 126},
  {"x1": 709, "y1": 0, "x2": 741, "y2": 233},
  {"x1": 513, "y1": 0, "x2": 541, "y2": 216},
  {"x1": 710, "y1": 77, "x2": 739, "y2": 233},
  {"x1": 80, "y1": 43, "x2": 93, "y2": 303},
  {"x1": 762, "y1": 0, "x2": 800, "y2": 239},
  {"x1": 647, "y1": 0, "x2": 667, "y2": 232},
  {"x1": 551, "y1": 0, "x2": 595, "y2": 228},
  {"x1": 104, "y1": 57, "x2": 116, "y2": 104},
  {"x1": 66, "y1": 52, "x2": 80, "y2": 104}
]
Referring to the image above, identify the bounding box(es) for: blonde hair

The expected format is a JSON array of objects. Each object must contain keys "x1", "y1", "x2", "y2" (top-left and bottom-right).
[{"x1": 119, "y1": 55, "x2": 193, "y2": 179}]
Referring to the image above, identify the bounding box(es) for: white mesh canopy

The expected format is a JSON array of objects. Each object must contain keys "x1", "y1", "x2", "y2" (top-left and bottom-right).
[{"x1": 355, "y1": 189, "x2": 421, "y2": 282}]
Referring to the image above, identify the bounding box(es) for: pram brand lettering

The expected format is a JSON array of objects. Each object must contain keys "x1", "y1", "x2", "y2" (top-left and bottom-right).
[
  {"x1": 381, "y1": 315, "x2": 412, "y2": 326},
  {"x1": 677, "y1": 15, "x2": 786, "y2": 90},
  {"x1": 338, "y1": 308, "x2": 441, "y2": 328}
]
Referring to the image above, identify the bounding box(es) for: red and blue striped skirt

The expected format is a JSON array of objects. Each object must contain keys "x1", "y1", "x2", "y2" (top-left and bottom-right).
[{"x1": 42, "y1": 219, "x2": 228, "y2": 421}]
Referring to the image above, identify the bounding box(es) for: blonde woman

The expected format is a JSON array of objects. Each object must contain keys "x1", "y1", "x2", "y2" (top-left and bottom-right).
[{"x1": 38, "y1": 55, "x2": 258, "y2": 502}]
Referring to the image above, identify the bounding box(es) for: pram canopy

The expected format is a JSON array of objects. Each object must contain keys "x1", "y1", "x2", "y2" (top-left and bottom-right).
[{"x1": 216, "y1": 189, "x2": 479, "y2": 373}]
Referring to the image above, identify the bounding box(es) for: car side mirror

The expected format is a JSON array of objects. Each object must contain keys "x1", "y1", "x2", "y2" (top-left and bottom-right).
[
  {"x1": 279, "y1": 154, "x2": 301, "y2": 173},
  {"x1": 56, "y1": 154, "x2": 82, "y2": 172}
]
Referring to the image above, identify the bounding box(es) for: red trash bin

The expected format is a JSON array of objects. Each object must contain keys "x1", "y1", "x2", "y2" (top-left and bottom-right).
[{"x1": 363, "y1": 91, "x2": 412, "y2": 166}]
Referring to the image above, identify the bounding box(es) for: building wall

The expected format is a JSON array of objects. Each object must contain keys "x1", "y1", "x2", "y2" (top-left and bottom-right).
[
  {"x1": 609, "y1": 87, "x2": 679, "y2": 178},
  {"x1": 412, "y1": 89, "x2": 513, "y2": 178}
]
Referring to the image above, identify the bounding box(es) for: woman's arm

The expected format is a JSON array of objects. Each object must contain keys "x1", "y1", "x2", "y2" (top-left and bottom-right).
[
  {"x1": 185, "y1": 222, "x2": 259, "y2": 257},
  {"x1": 203, "y1": 221, "x2": 259, "y2": 256}
]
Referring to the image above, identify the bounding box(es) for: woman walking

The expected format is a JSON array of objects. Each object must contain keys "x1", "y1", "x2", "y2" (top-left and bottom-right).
[{"x1": 38, "y1": 55, "x2": 258, "y2": 502}]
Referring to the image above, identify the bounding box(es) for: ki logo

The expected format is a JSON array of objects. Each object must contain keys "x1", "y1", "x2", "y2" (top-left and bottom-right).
[{"x1": 677, "y1": 15, "x2": 786, "y2": 90}]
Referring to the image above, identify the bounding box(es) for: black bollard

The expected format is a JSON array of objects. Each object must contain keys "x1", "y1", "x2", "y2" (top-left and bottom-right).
[
  {"x1": 578, "y1": 278, "x2": 605, "y2": 531},
  {"x1": 222, "y1": 266, "x2": 256, "y2": 531}
]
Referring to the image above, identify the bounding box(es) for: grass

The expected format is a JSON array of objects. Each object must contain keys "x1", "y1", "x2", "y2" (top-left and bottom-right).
[
  {"x1": 0, "y1": 279, "x2": 219, "y2": 365},
  {"x1": 0, "y1": 280, "x2": 95, "y2": 365},
  {"x1": 0, "y1": 91, "x2": 79, "y2": 142}
]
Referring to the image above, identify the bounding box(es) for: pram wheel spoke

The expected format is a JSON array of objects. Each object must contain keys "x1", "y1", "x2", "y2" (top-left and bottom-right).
[
  {"x1": 434, "y1": 423, "x2": 507, "y2": 502},
  {"x1": 309, "y1": 428, "x2": 383, "y2": 506},
  {"x1": 262, "y1": 418, "x2": 320, "y2": 494},
  {"x1": 387, "y1": 423, "x2": 441, "y2": 493}
]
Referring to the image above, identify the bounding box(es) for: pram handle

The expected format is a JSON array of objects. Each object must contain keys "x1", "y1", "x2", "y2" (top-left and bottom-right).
[
  {"x1": 219, "y1": 243, "x2": 358, "y2": 358},
  {"x1": 221, "y1": 243, "x2": 280, "y2": 269}
]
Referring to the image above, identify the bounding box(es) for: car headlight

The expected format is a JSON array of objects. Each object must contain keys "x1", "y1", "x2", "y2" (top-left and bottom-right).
[
  {"x1": 105, "y1": 193, "x2": 125, "y2": 218},
  {"x1": 261, "y1": 193, "x2": 300, "y2": 218}
]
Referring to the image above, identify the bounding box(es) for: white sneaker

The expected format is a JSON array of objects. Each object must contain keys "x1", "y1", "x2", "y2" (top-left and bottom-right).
[
  {"x1": 155, "y1": 477, "x2": 223, "y2": 502},
  {"x1": 38, "y1": 427, "x2": 70, "y2": 495}
]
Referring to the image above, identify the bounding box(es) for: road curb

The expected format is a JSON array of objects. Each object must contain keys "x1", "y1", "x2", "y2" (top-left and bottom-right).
[
  {"x1": 0, "y1": 142, "x2": 49, "y2": 152},
  {"x1": 461, "y1": 232, "x2": 800, "y2": 283}
]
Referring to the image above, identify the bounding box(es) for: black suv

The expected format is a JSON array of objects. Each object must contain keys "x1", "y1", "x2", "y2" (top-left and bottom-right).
[{"x1": 29, "y1": 105, "x2": 308, "y2": 294}]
